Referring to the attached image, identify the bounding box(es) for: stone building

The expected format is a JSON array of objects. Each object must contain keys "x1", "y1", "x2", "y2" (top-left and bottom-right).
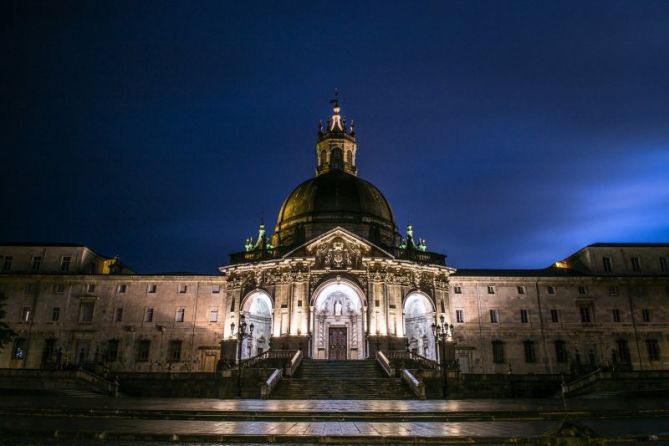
[{"x1": 1, "y1": 102, "x2": 668, "y2": 377}]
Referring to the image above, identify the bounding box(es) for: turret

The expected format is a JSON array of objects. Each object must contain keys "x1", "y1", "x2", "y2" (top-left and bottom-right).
[{"x1": 315, "y1": 94, "x2": 358, "y2": 176}]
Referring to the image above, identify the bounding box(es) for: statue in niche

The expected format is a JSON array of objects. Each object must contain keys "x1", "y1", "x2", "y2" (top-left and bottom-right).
[{"x1": 334, "y1": 300, "x2": 343, "y2": 316}]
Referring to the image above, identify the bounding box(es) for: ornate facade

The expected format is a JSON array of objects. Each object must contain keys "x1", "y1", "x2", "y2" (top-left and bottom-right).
[{"x1": 1, "y1": 101, "x2": 668, "y2": 376}]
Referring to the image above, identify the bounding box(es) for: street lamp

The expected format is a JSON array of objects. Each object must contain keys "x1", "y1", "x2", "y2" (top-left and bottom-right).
[
  {"x1": 432, "y1": 315, "x2": 454, "y2": 398},
  {"x1": 230, "y1": 315, "x2": 254, "y2": 397}
]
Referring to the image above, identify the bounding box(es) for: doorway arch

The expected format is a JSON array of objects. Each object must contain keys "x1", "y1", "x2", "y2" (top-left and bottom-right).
[
  {"x1": 403, "y1": 292, "x2": 436, "y2": 360},
  {"x1": 240, "y1": 290, "x2": 273, "y2": 359}
]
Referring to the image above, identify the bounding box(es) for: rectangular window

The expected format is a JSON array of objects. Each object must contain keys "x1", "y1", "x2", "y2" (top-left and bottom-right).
[
  {"x1": 453, "y1": 286, "x2": 462, "y2": 294},
  {"x1": 12, "y1": 338, "x2": 26, "y2": 359},
  {"x1": 21, "y1": 307, "x2": 31, "y2": 322},
  {"x1": 646, "y1": 339, "x2": 660, "y2": 361},
  {"x1": 517, "y1": 286, "x2": 525, "y2": 295},
  {"x1": 79, "y1": 302, "x2": 95, "y2": 323},
  {"x1": 179, "y1": 284, "x2": 187, "y2": 293},
  {"x1": 489, "y1": 309, "x2": 498, "y2": 323},
  {"x1": 487, "y1": 285, "x2": 495, "y2": 294},
  {"x1": 147, "y1": 284, "x2": 157, "y2": 293},
  {"x1": 492, "y1": 341, "x2": 505, "y2": 363},
  {"x1": 578, "y1": 286, "x2": 587, "y2": 295},
  {"x1": 3, "y1": 256, "x2": 13, "y2": 271},
  {"x1": 617, "y1": 339, "x2": 631, "y2": 363},
  {"x1": 608, "y1": 286, "x2": 618, "y2": 296},
  {"x1": 375, "y1": 299, "x2": 380, "y2": 307},
  {"x1": 631, "y1": 256, "x2": 641, "y2": 271},
  {"x1": 555, "y1": 341, "x2": 568, "y2": 363},
  {"x1": 54, "y1": 283, "x2": 65, "y2": 294},
  {"x1": 520, "y1": 309, "x2": 529, "y2": 323},
  {"x1": 31, "y1": 256, "x2": 42, "y2": 272},
  {"x1": 106, "y1": 340, "x2": 119, "y2": 362},
  {"x1": 456, "y1": 309, "x2": 464, "y2": 323},
  {"x1": 144, "y1": 307, "x2": 154, "y2": 322},
  {"x1": 580, "y1": 306, "x2": 592, "y2": 323},
  {"x1": 546, "y1": 286, "x2": 556, "y2": 295},
  {"x1": 60, "y1": 256, "x2": 71, "y2": 272},
  {"x1": 212, "y1": 284, "x2": 221, "y2": 294},
  {"x1": 642, "y1": 309, "x2": 651, "y2": 322},
  {"x1": 603, "y1": 256, "x2": 612, "y2": 272},
  {"x1": 86, "y1": 283, "x2": 96, "y2": 293},
  {"x1": 660, "y1": 257, "x2": 668, "y2": 273},
  {"x1": 168, "y1": 340, "x2": 182, "y2": 362},
  {"x1": 209, "y1": 307, "x2": 219, "y2": 322},
  {"x1": 136, "y1": 340, "x2": 150, "y2": 362},
  {"x1": 230, "y1": 298, "x2": 236, "y2": 312},
  {"x1": 117, "y1": 284, "x2": 127, "y2": 293},
  {"x1": 51, "y1": 307, "x2": 60, "y2": 322},
  {"x1": 612, "y1": 309, "x2": 621, "y2": 323},
  {"x1": 523, "y1": 340, "x2": 536, "y2": 363},
  {"x1": 550, "y1": 309, "x2": 559, "y2": 323},
  {"x1": 176, "y1": 308, "x2": 185, "y2": 322},
  {"x1": 113, "y1": 307, "x2": 124, "y2": 322}
]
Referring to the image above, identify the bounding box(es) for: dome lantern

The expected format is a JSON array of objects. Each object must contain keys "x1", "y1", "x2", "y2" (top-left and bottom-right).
[{"x1": 316, "y1": 94, "x2": 358, "y2": 177}]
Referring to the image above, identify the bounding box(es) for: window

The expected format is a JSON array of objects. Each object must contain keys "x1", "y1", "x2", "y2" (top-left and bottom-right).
[
  {"x1": 31, "y1": 256, "x2": 42, "y2": 272},
  {"x1": 489, "y1": 309, "x2": 498, "y2": 323},
  {"x1": 642, "y1": 309, "x2": 651, "y2": 322},
  {"x1": 578, "y1": 286, "x2": 587, "y2": 295},
  {"x1": 79, "y1": 302, "x2": 95, "y2": 323},
  {"x1": 608, "y1": 286, "x2": 618, "y2": 296},
  {"x1": 147, "y1": 284, "x2": 157, "y2": 293},
  {"x1": 660, "y1": 257, "x2": 668, "y2": 273},
  {"x1": 546, "y1": 286, "x2": 556, "y2": 295},
  {"x1": 117, "y1": 284, "x2": 127, "y2": 293},
  {"x1": 168, "y1": 340, "x2": 182, "y2": 362},
  {"x1": 21, "y1": 307, "x2": 31, "y2": 322},
  {"x1": 60, "y1": 256, "x2": 71, "y2": 272},
  {"x1": 517, "y1": 286, "x2": 525, "y2": 295},
  {"x1": 3, "y1": 256, "x2": 13, "y2": 271},
  {"x1": 113, "y1": 307, "x2": 124, "y2": 322},
  {"x1": 51, "y1": 307, "x2": 60, "y2": 322},
  {"x1": 212, "y1": 284, "x2": 221, "y2": 294},
  {"x1": 520, "y1": 309, "x2": 529, "y2": 323},
  {"x1": 53, "y1": 283, "x2": 65, "y2": 294},
  {"x1": 550, "y1": 309, "x2": 560, "y2": 323},
  {"x1": 453, "y1": 286, "x2": 462, "y2": 294},
  {"x1": 612, "y1": 309, "x2": 621, "y2": 323},
  {"x1": 330, "y1": 147, "x2": 343, "y2": 169},
  {"x1": 616, "y1": 339, "x2": 631, "y2": 363},
  {"x1": 106, "y1": 340, "x2": 119, "y2": 362},
  {"x1": 580, "y1": 306, "x2": 592, "y2": 323},
  {"x1": 375, "y1": 299, "x2": 380, "y2": 307},
  {"x1": 179, "y1": 284, "x2": 187, "y2": 293},
  {"x1": 230, "y1": 298, "x2": 236, "y2": 312},
  {"x1": 136, "y1": 340, "x2": 150, "y2": 362},
  {"x1": 487, "y1": 285, "x2": 495, "y2": 294},
  {"x1": 555, "y1": 341, "x2": 568, "y2": 363},
  {"x1": 176, "y1": 308, "x2": 185, "y2": 322},
  {"x1": 492, "y1": 341, "x2": 505, "y2": 363},
  {"x1": 144, "y1": 307, "x2": 154, "y2": 322},
  {"x1": 456, "y1": 309, "x2": 464, "y2": 323},
  {"x1": 603, "y1": 256, "x2": 612, "y2": 272},
  {"x1": 646, "y1": 339, "x2": 660, "y2": 361},
  {"x1": 12, "y1": 338, "x2": 26, "y2": 359},
  {"x1": 631, "y1": 256, "x2": 641, "y2": 271},
  {"x1": 297, "y1": 300, "x2": 302, "y2": 307},
  {"x1": 86, "y1": 283, "x2": 96, "y2": 293},
  {"x1": 209, "y1": 307, "x2": 219, "y2": 322},
  {"x1": 523, "y1": 341, "x2": 536, "y2": 363}
]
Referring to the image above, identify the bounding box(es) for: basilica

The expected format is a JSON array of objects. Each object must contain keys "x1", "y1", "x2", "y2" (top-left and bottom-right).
[{"x1": 1, "y1": 101, "x2": 668, "y2": 381}]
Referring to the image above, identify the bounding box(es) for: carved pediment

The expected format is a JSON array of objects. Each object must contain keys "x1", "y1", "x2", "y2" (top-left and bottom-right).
[{"x1": 309, "y1": 234, "x2": 370, "y2": 270}]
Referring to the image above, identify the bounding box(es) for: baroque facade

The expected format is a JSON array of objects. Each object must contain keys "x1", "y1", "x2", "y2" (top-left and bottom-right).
[{"x1": 1, "y1": 102, "x2": 668, "y2": 376}]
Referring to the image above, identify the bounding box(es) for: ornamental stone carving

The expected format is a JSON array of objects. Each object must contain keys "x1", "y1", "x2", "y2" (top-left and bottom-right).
[{"x1": 311, "y1": 236, "x2": 366, "y2": 270}]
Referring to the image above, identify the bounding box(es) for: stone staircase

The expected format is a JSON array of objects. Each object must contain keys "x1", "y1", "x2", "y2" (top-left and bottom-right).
[{"x1": 270, "y1": 359, "x2": 416, "y2": 399}]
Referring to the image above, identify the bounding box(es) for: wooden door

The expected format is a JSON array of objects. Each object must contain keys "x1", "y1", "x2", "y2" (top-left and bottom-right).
[{"x1": 328, "y1": 327, "x2": 347, "y2": 360}]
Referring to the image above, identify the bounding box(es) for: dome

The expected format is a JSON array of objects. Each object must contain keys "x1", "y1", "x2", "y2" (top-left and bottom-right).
[{"x1": 274, "y1": 170, "x2": 400, "y2": 248}]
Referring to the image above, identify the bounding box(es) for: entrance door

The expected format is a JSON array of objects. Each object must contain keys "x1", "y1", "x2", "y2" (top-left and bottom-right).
[{"x1": 328, "y1": 327, "x2": 347, "y2": 360}]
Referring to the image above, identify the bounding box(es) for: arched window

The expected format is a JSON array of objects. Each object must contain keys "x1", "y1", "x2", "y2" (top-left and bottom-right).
[
  {"x1": 345, "y1": 150, "x2": 352, "y2": 164},
  {"x1": 330, "y1": 148, "x2": 343, "y2": 170},
  {"x1": 320, "y1": 150, "x2": 327, "y2": 165}
]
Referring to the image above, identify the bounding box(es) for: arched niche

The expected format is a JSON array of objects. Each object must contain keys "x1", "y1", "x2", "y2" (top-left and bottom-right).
[
  {"x1": 311, "y1": 280, "x2": 366, "y2": 360},
  {"x1": 403, "y1": 291, "x2": 436, "y2": 360},
  {"x1": 240, "y1": 290, "x2": 273, "y2": 359}
]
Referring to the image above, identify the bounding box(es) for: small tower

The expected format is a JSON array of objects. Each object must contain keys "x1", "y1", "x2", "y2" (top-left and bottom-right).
[{"x1": 315, "y1": 94, "x2": 358, "y2": 176}]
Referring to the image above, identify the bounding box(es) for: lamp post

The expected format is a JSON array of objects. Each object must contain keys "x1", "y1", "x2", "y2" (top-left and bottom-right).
[
  {"x1": 230, "y1": 315, "x2": 254, "y2": 397},
  {"x1": 432, "y1": 315, "x2": 454, "y2": 398}
]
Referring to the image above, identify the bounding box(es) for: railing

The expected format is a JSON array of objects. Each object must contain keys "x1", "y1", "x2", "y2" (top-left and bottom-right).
[
  {"x1": 401, "y1": 368, "x2": 426, "y2": 400},
  {"x1": 260, "y1": 369, "x2": 282, "y2": 399},
  {"x1": 562, "y1": 368, "x2": 610, "y2": 396},
  {"x1": 286, "y1": 350, "x2": 303, "y2": 377},
  {"x1": 376, "y1": 351, "x2": 395, "y2": 377},
  {"x1": 386, "y1": 351, "x2": 440, "y2": 371},
  {"x1": 240, "y1": 350, "x2": 295, "y2": 369}
]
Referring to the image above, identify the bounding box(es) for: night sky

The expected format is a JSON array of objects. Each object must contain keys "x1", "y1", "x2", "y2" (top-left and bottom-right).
[{"x1": 2, "y1": 1, "x2": 668, "y2": 274}]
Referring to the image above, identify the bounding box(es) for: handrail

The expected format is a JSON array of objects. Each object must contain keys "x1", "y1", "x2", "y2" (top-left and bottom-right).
[
  {"x1": 563, "y1": 368, "x2": 610, "y2": 395},
  {"x1": 386, "y1": 351, "x2": 440, "y2": 370},
  {"x1": 287, "y1": 350, "x2": 303, "y2": 377},
  {"x1": 260, "y1": 369, "x2": 282, "y2": 399},
  {"x1": 376, "y1": 351, "x2": 395, "y2": 377},
  {"x1": 240, "y1": 350, "x2": 295, "y2": 369},
  {"x1": 401, "y1": 368, "x2": 426, "y2": 400}
]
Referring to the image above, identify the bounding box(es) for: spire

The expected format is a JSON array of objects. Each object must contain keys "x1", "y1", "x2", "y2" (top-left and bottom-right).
[{"x1": 315, "y1": 93, "x2": 358, "y2": 177}]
